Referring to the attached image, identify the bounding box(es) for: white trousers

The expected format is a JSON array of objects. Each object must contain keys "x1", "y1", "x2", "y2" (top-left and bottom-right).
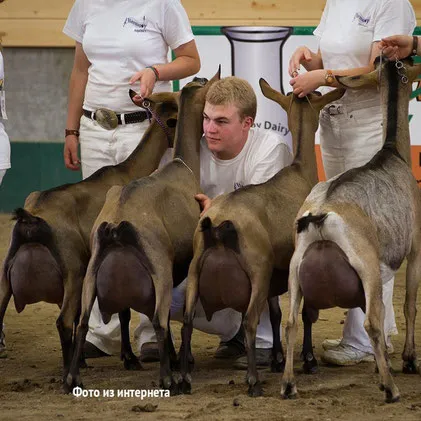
[
  {"x1": 81, "y1": 115, "x2": 275, "y2": 354},
  {"x1": 320, "y1": 99, "x2": 398, "y2": 353},
  {"x1": 0, "y1": 169, "x2": 6, "y2": 185}
]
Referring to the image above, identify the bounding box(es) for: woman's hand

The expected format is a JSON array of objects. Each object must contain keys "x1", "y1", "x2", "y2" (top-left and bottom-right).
[
  {"x1": 64, "y1": 135, "x2": 80, "y2": 171},
  {"x1": 289, "y1": 46, "x2": 313, "y2": 77},
  {"x1": 379, "y1": 35, "x2": 414, "y2": 60},
  {"x1": 130, "y1": 67, "x2": 157, "y2": 100},
  {"x1": 289, "y1": 69, "x2": 325, "y2": 98}
]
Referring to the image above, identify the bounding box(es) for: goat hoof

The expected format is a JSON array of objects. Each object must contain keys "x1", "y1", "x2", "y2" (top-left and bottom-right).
[
  {"x1": 281, "y1": 382, "x2": 297, "y2": 399},
  {"x1": 123, "y1": 355, "x2": 142, "y2": 371},
  {"x1": 384, "y1": 387, "x2": 400, "y2": 404},
  {"x1": 247, "y1": 381, "x2": 263, "y2": 397},
  {"x1": 179, "y1": 379, "x2": 192, "y2": 395},
  {"x1": 303, "y1": 356, "x2": 318, "y2": 375},
  {"x1": 271, "y1": 359, "x2": 285, "y2": 373},
  {"x1": 160, "y1": 376, "x2": 172, "y2": 390},
  {"x1": 402, "y1": 360, "x2": 419, "y2": 374},
  {"x1": 169, "y1": 381, "x2": 180, "y2": 396}
]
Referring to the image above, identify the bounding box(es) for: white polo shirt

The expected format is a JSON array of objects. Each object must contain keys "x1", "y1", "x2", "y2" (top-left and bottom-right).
[
  {"x1": 63, "y1": 0, "x2": 194, "y2": 112},
  {"x1": 200, "y1": 128, "x2": 293, "y2": 199},
  {"x1": 315, "y1": 0, "x2": 416, "y2": 103}
]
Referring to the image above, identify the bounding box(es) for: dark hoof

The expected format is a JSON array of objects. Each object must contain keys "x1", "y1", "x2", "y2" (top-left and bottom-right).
[
  {"x1": 271, "y1": 358, "x2": 285, "y2": 373},
  {"x1": 63, "y1": 376, "x2": 83, "y2": 395},
  {"x1": 303, "y1": 355, "x2": 318, "y2": 374},
  {"x1": 123, "y1": 355, "x2": 142, "y2": 371},
  {"x1": 247, "y1": 381, "x2": 263, "y2": 397},
  {"x1": 179, "y1": 378, "x2": 192, "y2": 395},
  {"x1": 385, "y1": 388, "x2": 400, "y2": 404},
  {"x1": 281, "y1": 382, "x2": 297, "y2": 399},
  {"x1": 169, "y1": 381, "x2": 180, "y2": 396},
  {"x1": 402, "y1": 360, "x2": 419, "y2": 374}
]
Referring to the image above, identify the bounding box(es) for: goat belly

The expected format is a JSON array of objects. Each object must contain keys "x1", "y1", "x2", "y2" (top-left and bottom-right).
[
  {"x1": 9, "y1": 243, "x2": 63, "y2": 312},
  {"x1": 298, "y1": 240, "x2": 365, "y2": 310},
  {"x1": 96, "y1": 248, "x2": 155, "y2": 320},
  {"x1": 198, "y1": 247, "x2": 251, "y2": 321}
]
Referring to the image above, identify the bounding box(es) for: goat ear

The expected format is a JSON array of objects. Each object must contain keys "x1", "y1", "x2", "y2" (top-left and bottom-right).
[
  {"x1": 406, "y1": 63, "x2": 421, "y2": 83},
  {"x1": 259, "y1": 78, "x2": 290, "y2": 111},
  {"x1": 336, "y1": 70, "x2": 378, "y2": 89},
  {"x1": 311, "y1": 87, "x2": 346, "y2": 110}
]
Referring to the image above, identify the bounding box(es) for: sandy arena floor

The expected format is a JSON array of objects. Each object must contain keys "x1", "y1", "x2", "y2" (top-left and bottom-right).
[{"x1": 0, "y1": 213, "x2": 420, "y2": 420}]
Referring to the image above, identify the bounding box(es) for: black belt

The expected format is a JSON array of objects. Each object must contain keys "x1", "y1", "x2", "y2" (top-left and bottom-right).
[{"x1": 82, "y1": 108, "x2": 149, "y2": 124}]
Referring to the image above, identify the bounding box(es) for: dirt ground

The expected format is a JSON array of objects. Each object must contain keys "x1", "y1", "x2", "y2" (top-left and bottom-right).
[{"x1": 0, "y1": 213, "x2": 420, "y2": 421}]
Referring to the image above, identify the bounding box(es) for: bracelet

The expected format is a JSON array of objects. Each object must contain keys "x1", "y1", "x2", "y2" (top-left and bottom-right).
[
  {"x1": 411, "y1": 35, "x2": 419, "y2": 56},
  {"x1": 65, "y1": 129, "x2": 80, "y2": 138},
  {"x1": 146, "y1": 65, "x2": 160, "y2": 81}
]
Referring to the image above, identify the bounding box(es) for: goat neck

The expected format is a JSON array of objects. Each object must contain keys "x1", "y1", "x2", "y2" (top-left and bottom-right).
[
  {"x1": 379, "y1": 59, "x2": 414, "y2": 166},
  {"x1": 173, "y1": 69, "x2": 221, "y2": 179},
  {"x1": 120, "y1": 92, "x2": 179, "y2": 179}
]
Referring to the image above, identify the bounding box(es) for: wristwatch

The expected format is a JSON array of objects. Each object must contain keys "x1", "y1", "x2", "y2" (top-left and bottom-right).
[{"x1": 325, "y1": 70, "x2": 335, "y2": 85}]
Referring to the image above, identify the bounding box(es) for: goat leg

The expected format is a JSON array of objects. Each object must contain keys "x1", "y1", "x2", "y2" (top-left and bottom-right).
[
  {"x1": 0, "y1": 268, "x2": 12, "y2": 357},
  {"x1": 63, "y1": 261, "x2": 97, "y2": 394},
  {"x1": 301, "y1": 303, "x2": 318, "y2": 374},
  {"x1": 362, "y1": 272, "x2": 400, "y2": 403},
  {"x1": 119, "y1": 308, "x2": 142, "y2": 370},
  {"x1": 402, "y1": 247, "x2": 420, "y2": 374},
  {"x1": 57, "y1": 278, "x2": 82, "y2": 383},
  {"x1": 281, "y1": 255, "x2": 302, "y2": 399},
  {"x1": 267, "y1": 296, "x2": 285, "y2": 373},
  {"x1": 179, "y1": 262, "x2": 200, "y2": 394},
  {"x1": 243, "y1": 305, "x2": 263, "y2": 397}
]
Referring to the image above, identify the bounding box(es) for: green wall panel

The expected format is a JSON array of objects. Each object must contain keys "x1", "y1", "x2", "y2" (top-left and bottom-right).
[{"x1": 0, "y1": 143, "x2": 82, "y2": 212}]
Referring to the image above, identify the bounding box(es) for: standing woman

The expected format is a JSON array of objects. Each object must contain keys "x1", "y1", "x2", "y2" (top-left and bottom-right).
[
  {"x1": 288, "y1": 0, "x2": 416, "y2": 366},
  {"x1": 62, "y1": 0, "x2": 200, "y2": 358},
  {"x1": 63, "y1": 0, "x2": 200, "y2": 178}
]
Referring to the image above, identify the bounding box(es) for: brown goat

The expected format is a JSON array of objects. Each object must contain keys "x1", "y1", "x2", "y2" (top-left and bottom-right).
[
  {"x1": 179, "y1": 80, "x2": 346, "y2": 396},
  {"x1": 0, "y1": 91, "x2": 179, "y2": 383},
  {"x1": 281, "y1": 57, "x2": 421, "y2": 403},
  {"x1": 64, "y1": 70, "x2": 220, "y2": 395}
]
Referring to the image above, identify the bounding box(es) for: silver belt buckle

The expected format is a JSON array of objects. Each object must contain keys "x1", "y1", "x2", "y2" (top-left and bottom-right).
[
  {"x1": 326, "y1": 105, "x2": 343, "y2": 116},
  {"x1": 95, "y1": 108, "x2": 119, "y2": 130}
]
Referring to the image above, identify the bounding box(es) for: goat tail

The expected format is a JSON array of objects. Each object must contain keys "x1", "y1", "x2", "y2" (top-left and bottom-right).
[
  {"x1": 296, "y1": 213, "x2": 328, "y2": 234},
  {"x1": 200, "y1": 216, "x2": 240, "y2": 253},
  {"x1": 11, "y1": 207, "x2": 54, "y2": 246},
  {"x1": 97, "y1": 220, "x2": 139, "y2": 250}
]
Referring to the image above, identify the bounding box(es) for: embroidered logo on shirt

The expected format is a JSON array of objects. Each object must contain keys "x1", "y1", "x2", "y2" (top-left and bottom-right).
[
  {"x1": 123, "y1": 16, "x2": 148, "y2": 32},
  {"x1": 353, "y1": 12, "x2": 371, "y2": 27},
  {"x1": 234, "y1": 182, "x2": 243, "y2": 190}
]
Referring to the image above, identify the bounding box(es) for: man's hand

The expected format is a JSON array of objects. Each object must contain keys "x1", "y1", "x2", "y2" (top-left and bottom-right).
[
  {"x1": 379, "y1": 35, "x2": 414, "y2": 60},
  {"x1": 64, "y1": 135, "x2": 80, "y2": 171},
  {"x1": 195, "y1": 193, "x2": 212, "y2": 217}
]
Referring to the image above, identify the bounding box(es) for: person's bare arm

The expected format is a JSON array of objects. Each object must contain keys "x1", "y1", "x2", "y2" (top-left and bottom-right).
[
  {"x1": 379, "y1": 35, "x2": 419, "y2": 59},
  {"x1": 290, "y1": 41, "x2": 382, "y2": 97},
  {"x1": 130, "y1": 40, "x2": 201, "y2": 99},
  {"x1": 64, "y1": 42, "x2": 90, "y2": 170}
]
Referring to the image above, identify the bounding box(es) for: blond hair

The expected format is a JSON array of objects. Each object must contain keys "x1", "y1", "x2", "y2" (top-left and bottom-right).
[{"x1": 205, "y1": 76, "x2": 257, "y2": 120}]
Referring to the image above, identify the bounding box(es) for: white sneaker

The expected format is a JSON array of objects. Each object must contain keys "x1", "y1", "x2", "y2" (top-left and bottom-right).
[
  {"x1": 322, "y1": 338, "x2": 394, "y2": 354},
  {"x1": 321, "y1": 343, "x2": 374, "y2": 366}
]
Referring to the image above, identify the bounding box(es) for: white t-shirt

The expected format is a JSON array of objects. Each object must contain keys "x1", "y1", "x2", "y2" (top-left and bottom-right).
[
  {"x1": 63, "y1": 0, "x2": 194, "y2": 112},
  {"x1": 314, "y1": 0, "x2": 416, "y2": 103},
  {"x1": 0, "y1": 51, "x2": 10, "y2": 171},
  {"x1": 200, "y1": 128, "x2": 293, "y2": 199}
]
